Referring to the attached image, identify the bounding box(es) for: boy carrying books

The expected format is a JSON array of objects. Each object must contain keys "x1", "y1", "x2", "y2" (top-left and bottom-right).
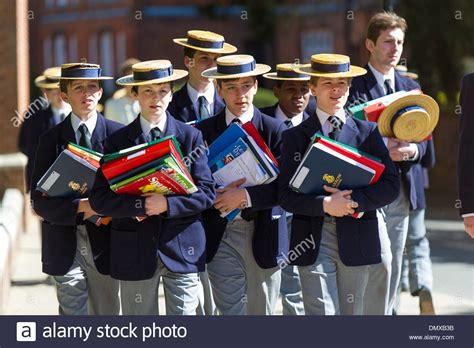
[
  {"x1": 278, "y1": 54, "x2": 400, "y2": 315},
  {"x1": 196, "y1": 54, "x2": 288, "y2": 315},
  {"x1": 89, "y1": 60, "x2": 215, "y2": 315},
  {"x1": 30, "y1": 63, "x2": 123, "y2": 315}
]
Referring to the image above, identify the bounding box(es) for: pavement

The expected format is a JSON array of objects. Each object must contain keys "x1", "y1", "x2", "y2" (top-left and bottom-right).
[{"x1": 4, "y1": 214, "x2": 474, "y2": 316}]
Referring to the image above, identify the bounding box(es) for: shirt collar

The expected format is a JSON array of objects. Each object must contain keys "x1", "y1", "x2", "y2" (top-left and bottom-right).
[
  {"x1": 186, "y1": 82, "x2": 215, "y2": 104},
  {"x1": 368, "y1": 62, "x2": 395, "y2": 90},
  {"x1": 139, "y1": 114, "x2": 167, "y2": 135},
  {"x1": 275, "y1": 104, "x2": 304, "y2": 127},
  {"x1": 316, "y1": 107, "x2": 346, "y2": 127},
  {"x1": 70, "y1": 111, "x2": 97, "y2": 135},
  {"x1": 225, "y1": 105, "x2": 254, "y2": 126}
]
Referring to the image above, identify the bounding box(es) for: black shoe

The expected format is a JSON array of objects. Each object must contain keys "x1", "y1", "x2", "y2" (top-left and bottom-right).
[{"x1": 419, "y1": 288, "x2": 435, "y2": 315}]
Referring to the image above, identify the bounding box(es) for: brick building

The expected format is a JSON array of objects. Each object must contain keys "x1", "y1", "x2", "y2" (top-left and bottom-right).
[{"x1": 28, "y1": 0, "x2": 381, "y2": 97}]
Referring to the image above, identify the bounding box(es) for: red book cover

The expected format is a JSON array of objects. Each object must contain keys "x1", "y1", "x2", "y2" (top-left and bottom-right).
[
  {"x1": 364, "y1": 102, "x2": 386, "y2": 123},
  {"x1": 67, "y1": 146, "x2": 101, "y2": 168},
  {"x1": 241, "y1": 122, "x2": 279, "y2": 167},
  {"x1": 103, "y1": 139, "x2": 178, "y2": 180},
  {"x1": 114, "y1": 169, "x2": 186, "y2": 195}
]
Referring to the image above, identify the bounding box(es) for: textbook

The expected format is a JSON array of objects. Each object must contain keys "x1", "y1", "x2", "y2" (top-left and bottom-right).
[
  {"x1": 207, "y1": 123, "x2": 278, "y2": 221},
  {"x1": 36, "y1": 149, "x2": 110, "y2": 226}
]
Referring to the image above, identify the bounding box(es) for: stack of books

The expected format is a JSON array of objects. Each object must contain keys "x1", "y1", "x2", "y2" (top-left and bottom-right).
[
  {"x1": 289, "y1": 134, "x2": 385, "y2": 218},
  {"x1": 36, "y1": 143, "x2": 110, "y2": 225},
  {"x1": 101, "y1": 135, "x2": 197, "y2": 196},
  {"x1": 208, "y1": 122, "x2": 279, "y2": 220}
]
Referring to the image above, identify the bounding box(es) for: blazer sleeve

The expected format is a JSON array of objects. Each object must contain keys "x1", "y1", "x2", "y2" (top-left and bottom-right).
[
  {"x1": 31, "y1": 133, "x2": 81, "y2": 225},
  {"x1": 88, "y1": 138, "x2": 148, "y2": 218},
  {"x1": 350, "y1": 124, "x2": 400, "y2": 213},
  {"x1": 458, "y1": 74, "x2": 474, "y2": 215},
  {"x1": 244, "y1": 123, "x2": 285, "y2": 211},
  {"x1": 278, "y1": 130, "x2": 326, "y2": 217},
  {"x1": 165, "y1": 130, "x2": 215, "y2": 218}
]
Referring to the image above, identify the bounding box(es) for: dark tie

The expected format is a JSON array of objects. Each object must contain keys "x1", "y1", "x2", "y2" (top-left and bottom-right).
[
  {"x1": 150, "y1": 127, "x2": 161, "y2": 141},
  {"x1": 284, "y1": 120, "x2": 293, "y2": 128},
  {"x1": 231, "y1": 118, "x2": 242, "y2": 125},
  {"x1": 384, "y1": 79, "x2": 394, "y2": 95},
  {"x1": 78, "y1": 124, "x2": 92, "y2": 149},
  {"x1": 198, "y1": 96, "x2": 211, "y2": 120},
  {"x1": 327, "y1": 115, "x2": 343, "y2": 140}
]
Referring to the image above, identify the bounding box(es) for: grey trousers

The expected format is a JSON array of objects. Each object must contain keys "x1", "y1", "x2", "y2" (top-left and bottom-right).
[
  {"x1": 120, "y1": 258, "x2": 200, "y2": 315},
  {"x1": 207, "y1": 219, "x2": 281, "y2": 315},
  {"x1": 196, "y1": 268, "x2": 218, "y2": 315},
  {"x1": 298, "y1": 217, "x2": 376, "y2": 315},
  {"x1": 53, "y1": 225, "x2": 120, "y2": 315}
]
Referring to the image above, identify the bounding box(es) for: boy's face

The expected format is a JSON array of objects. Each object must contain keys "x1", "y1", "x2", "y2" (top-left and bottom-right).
[
  {"x1": 133, "y1": 83, "x2": 172, "y2": 118},
  {"x1": 61, "y1": 80, "x2": 102, "y2": 116},
  {"x1": 185, "y1": 51, "x2": 220, "y2": 84},
  {"x1": 217, "y1": 76, "x2": 258, "y2": 117},
  {"x1": 42, "y1": 88, "x2": 63, "y2": 109},
  {"x1": 274, "y1": 80, "x2": 310, "y2": 118},
  {"x1": 310, "y1": 77, "x2": 350, "y2": 115},
  {"x1": 366, "y1": 27, "x2": 404, "y2": 71}
]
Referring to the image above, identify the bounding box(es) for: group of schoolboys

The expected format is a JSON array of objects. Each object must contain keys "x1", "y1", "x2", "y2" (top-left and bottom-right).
[{"x1": 20, "y1": 11, "x2": 435, "y2": 316}]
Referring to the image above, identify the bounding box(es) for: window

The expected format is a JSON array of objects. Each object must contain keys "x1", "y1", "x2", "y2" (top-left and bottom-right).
[
  {"x1": 300, "y1": 30, "x2": 334, "y2": 61},
  {"x1": 53, "y1": 34, "x2": 67, "y2": 66},
  {"x1": 43, "y1": 36, "x2": 52, "y2": 69},
  {"x1": 99, "y1": 31, "x2": 115, "y2": 93}
]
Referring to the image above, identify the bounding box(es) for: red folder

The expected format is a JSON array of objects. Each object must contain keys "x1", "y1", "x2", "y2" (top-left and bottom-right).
[
  {"x1": 242, "y1": 122, "x2": 279, "y2": 167},
  {"x1": 114, "y1": 169, "x2": 186, "y2": 195},
  {"x1": 103, "y1": 139, "x2": 189, "y2": 181}
]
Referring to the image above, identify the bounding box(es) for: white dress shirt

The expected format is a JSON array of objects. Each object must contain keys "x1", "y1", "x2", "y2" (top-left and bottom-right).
[
  {"x1": 51, "y1": 104, "x2": 72, "y2": 124},
  {"x1": 315, "y1": 107, "x2": 346, "y2": 137},
  {"x1": 187, "y1": 82, "x2": 215, "y2": 116},
  {"x1": 275, "y1": 105, "x2": 304, "y2": 127},
  {"x1": 139, "y1": 114, "x2": 167, "y2": 139},
  {"x1": 70, "y1": 112, "x2": 97, "y2": 144}
]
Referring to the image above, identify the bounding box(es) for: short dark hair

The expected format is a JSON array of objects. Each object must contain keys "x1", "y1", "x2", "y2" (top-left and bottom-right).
[
  {"x1": 131, "y1": 82, "x2": 174, "y2": 95},
  {"x1": 309, "y1": 76, "x2": 352, "y2": 86},
  {"x1": 366, "y1": 12, "x2": 407, "y2": 43},
  {"x1": 183, "y1": 47, "x2": 197, "y2": 59},
  {"x1": 60, "y1": 79, "x2": 103, "y2": 94},
  {"x1": 216, "y1": 76, "x2": 257, "y2": 88}
]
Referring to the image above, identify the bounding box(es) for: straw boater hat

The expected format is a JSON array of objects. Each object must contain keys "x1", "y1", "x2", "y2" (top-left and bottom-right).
[
  {"x1": 34, "y1": 66, "x2": 61, "y2": 89},
  {"x1": 59, "y1": 63, "x2": 113, "y2": 80},
  {"x1": 173, "y1": 30, "x2": 237, "y2": 54},
  {"x1": 377, "y1": 94, "x2": 439, "y2": 142},
  {"x1": 293, "y1": 53, "x2": 367, "y2": 78},
  {"x1": 395, "y1": 65, "x2": 419, "y2": 80},
  {"x1": 116, "y1": 60, "x2": 188, "y2": 87},
  {"x1": 201, "y1": 54, "x2": 271, "y2": 79},
  {"x1": 263, "y1": 63, "x2": 310, "y2": 81}
]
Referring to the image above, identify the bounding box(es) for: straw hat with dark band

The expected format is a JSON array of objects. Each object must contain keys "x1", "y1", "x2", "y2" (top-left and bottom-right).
[
  {"x1": 173, "y1": 30, "x2": 237, "y2": 54},
  {"x1": 395, "y1": 65, "x2": 419, "y2": 80},
  {"x1": 293, "y1": 53, "x2": 367, "y2": 78},
  {"x1": 59, "y1": 63, "x2": 113, "y2": 80},
  {"x1": 263, "y1": 63, "x2": 310, "y2": 81},
  {"x1": 116, "y1": 60, "x2": 188, "y2": 86},
  {"x1": 378, "y1": 94, "x2": 439, "y2": 142},
  {"x1": 201, "y1": 54, "x2": 271, "y2": 79},
  {"x1": 34, "y1": 66, "x2": 61, "y2": 89}
]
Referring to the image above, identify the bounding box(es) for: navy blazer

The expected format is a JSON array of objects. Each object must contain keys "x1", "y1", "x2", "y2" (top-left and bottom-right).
[
  {"x1": 89, "y1": 113, "x2": 215, "y2": 280},
  {"x1": 18, "y1": 105, "x2": 59, "y2": 192},
  {"x1": 278, "y1": 114, "x2": 400, "y2": 266},
  {"x1": 260, "y1": 103, "x2": 311, "y2": 123},
  {"x1": 458, "y1": 73, "x2": 474, "y2": 215},
  {"x1": 347, "y1": 64, "x2": 428, "y2": 210},
  {"x1": 196, "y1": 107, "x2": 288, "y2": 269},
  {"x1": 167, "y1": 83, "x2": 226, "y2": 123},
  {"x1": 30, "y1": 112, "x2": 123, "y2": 276}
]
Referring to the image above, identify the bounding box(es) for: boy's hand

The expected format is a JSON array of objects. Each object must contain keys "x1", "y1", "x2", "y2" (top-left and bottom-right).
[
  {"x1": 143, "y1": 193, "x2": 168, "y2": 215},
  {"x1": 77, "y1": 198, "x2": 98, "y2": 220},
  {"x1": 322, "y1": 185, "x2": 358, "y2": 217},
  {"x1": 387, "y1": 137, "x2": 416, "y2": 162},
  {"x1": 214, "y1": 178, "x2": 247, "y2": 214}
]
